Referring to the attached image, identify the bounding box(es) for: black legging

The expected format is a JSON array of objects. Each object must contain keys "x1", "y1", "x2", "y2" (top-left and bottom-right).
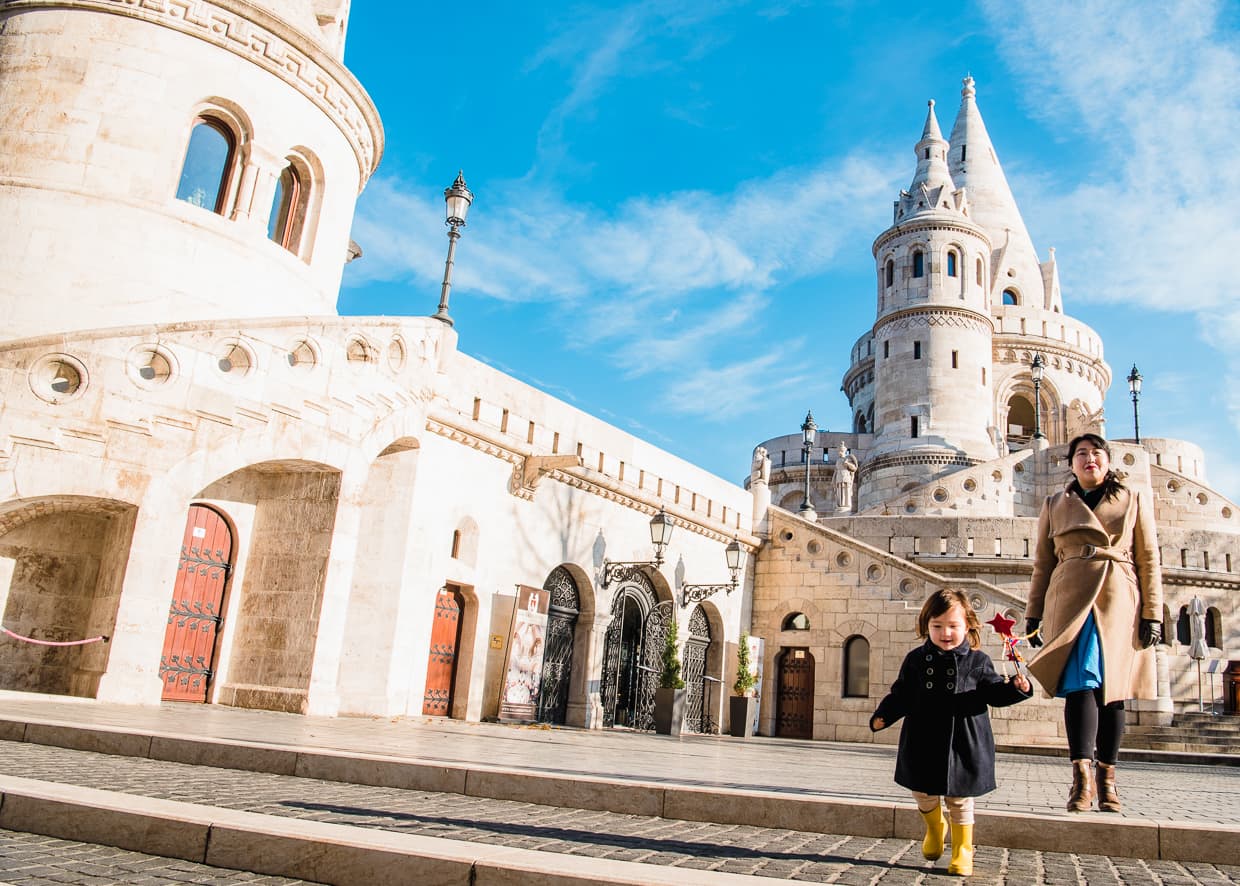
[{"x1": 1064, "y1": 688, "x2": 1125, "y2": 764}]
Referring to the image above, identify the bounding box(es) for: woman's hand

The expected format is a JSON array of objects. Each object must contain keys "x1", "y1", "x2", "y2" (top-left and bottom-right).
[
  {"x1": 1139, "y1": 619, "x2": 1162, "y2": 648},
  {"x1": 1024, "y1": 618, "x2": 1043, "y2": 648}
]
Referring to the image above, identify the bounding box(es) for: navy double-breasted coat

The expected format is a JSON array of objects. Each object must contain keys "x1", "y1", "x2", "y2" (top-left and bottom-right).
[{"x1": 871, "y1": 640, "x2": 1031, "y2": 797}]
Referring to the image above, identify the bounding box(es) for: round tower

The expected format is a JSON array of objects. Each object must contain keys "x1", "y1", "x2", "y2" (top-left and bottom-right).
[
  {"x1": 856, "y1": 100, "x2": 996, "y2": 507},
  {"x1": 0, "y1": 0, "x2": 382, "y2": 341}
]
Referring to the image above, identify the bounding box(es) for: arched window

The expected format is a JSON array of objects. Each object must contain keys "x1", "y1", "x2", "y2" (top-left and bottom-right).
[
  {"x1": 912, "y1": 251, "x2": 925, "y2": 278},
  {"x1": 1003, "y1": 289, "x2": 1019, "y2": 305},
  {"x1": 1206, "y1": 607, "x2": 1222, "y2": 648},
  {"x1": 885, "y1": 259, "x2": 894, "y2": 288},
  {"x1": 782, "y1": 612, "x2": 810, "y2": 631},
  {"x1": 946, "y1": 250, "x2": 958, "y2": 277},
  {"x1": 976, "y1": 258, "x2": 983, "y2": 286},
  {"x1": 1176, "y1": 605, "x2": 1191, "y2": 645},
  {"x1": 268, "y1": 163, "x2": 305, "y2": 251},
  {"x1": 843, "y1": 635, "x2": 869, "y2": 697},
  {"x1": 176, "y1": 118, "x2": 235, "y2": 213},
  {"x1": 854, "y1": 411, "x2": 867, "y2": 433}
]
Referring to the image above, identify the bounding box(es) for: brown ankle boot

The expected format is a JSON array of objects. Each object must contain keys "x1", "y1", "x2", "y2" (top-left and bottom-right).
[
  {"x1": 1067, "y1": 758, "x2": 1094, "y2": 812},
  {"x1": 1095, "y1": 762, "x2": 1121, "y2": 812}
]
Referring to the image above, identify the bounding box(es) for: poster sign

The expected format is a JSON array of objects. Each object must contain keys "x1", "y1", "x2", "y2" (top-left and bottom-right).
[
  {"x1": 748, "y1": 635, "x2": 764, "y2": 734},
  {"x1": 498, "y1": 584, "x2": 549, "y2": 723}
]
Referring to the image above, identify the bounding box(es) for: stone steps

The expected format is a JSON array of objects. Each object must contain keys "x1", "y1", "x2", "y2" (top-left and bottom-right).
[{"x1": 1126, "y1": 712, "x2": 1240, "y2": 755}]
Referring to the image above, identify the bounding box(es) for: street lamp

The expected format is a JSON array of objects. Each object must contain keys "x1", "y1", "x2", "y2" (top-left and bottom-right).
[
  {"x1": 680, "y1": 537, "x2": 745, "y2": 606},
  {"x1": 602, "y1": 507, "x2": 676, "y2": 587},
  {"x1": 799, "y1": 410, "x2": 817, "y2": 521},
  {"x1": 432, "y1": 171, "x2": 474, "y2": 327},
  {"x1": 1030, "y1": 353, "x2": 1045, "y2": 440},
  {"x1": 1127, "y1": 363, "x2": 1143, "y2": 444}
]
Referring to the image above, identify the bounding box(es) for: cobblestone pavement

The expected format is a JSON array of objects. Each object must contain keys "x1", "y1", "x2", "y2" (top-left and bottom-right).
[
  {"x1": 0, "y1": 828, "x2": 320, "y2": 885},
  {"x1": 0, "y1": 741, "x2": 1236, "y2": 884},
  {"x1": 1, "y1": 696, "x2": 1236, "y2": 826}
]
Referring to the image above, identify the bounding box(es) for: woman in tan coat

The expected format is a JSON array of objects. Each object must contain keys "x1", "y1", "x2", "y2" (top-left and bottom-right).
[{"x1": 1024, "y1": 433, "x2": 1163, "y2": 813}]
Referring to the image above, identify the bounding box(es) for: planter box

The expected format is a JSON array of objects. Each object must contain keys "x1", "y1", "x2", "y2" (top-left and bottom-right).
[
  {"x1": 654, "y1": 687, "x2": 686, "y2": 736},
  {"x1": 729, "y1": 695, "x2": 757, "y2": 738}
]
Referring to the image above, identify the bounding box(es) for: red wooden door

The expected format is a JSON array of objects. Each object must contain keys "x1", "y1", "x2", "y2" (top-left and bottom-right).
[
  {"x1": 159, "y1": 505, "x2": 232, "y2": 702},
  {"x1": 775, "y1": 647, "x2": 815, "y2": 739},
  {"x1": 423, "y1": 586, "x2": 464, "y2": 716}
]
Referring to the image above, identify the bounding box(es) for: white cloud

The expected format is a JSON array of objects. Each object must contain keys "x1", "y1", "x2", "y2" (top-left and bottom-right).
[{"x1": 982, "y1": 0, "x2": 1240, "y2": 478}]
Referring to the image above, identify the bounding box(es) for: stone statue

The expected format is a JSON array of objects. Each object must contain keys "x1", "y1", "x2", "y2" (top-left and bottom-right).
[
  {"x1": 751, "y1": 446, "x2": 771, "y2": 484},
  {"x1": 1066, "y1": 399, "x2": 1106, "y2": 440},
  {"x1": 833, "y1": 443, "x2": 858, "y2": 512}
]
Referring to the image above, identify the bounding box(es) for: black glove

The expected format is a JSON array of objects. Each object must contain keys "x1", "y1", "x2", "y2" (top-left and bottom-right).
[
  {"x1": 1139, "y1": 619, "x2": 1162, "y2": 648},
  {"x1": 1025, "y1": 618, "x2": 1044, "y2": 648}
]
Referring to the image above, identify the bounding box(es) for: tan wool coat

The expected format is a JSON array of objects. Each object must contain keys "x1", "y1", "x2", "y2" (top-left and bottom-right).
[{"x1": 1025, "y1": 482, "x2": 1163, "y2": 704}]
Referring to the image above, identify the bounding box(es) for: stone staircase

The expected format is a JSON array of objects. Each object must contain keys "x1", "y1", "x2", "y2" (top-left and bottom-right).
[{"x1": 1126, "y1": 711, "x2": 1240, "y2": 756}]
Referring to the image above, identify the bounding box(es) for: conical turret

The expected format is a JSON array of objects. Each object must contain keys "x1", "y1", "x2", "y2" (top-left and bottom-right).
[
  {"x1": 946, "y1": 77, "x2": 1048, "y2": 309},
  {"x1": 896, "y1": 100, "x2": 967, "y2": 222}
]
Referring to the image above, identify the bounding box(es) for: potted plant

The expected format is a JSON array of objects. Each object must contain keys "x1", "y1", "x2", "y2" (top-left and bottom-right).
[
  {"x1": 653, "y1": 617, "x2": 687, "y2": 736},
  {"x1": 729, "y1": 632, "x2": 758, "y2": 737}
]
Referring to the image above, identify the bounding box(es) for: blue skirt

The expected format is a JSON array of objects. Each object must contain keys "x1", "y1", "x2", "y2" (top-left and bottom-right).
[{"x1": 1057, "y1": 611, "x2": 1104, "y2": 696}]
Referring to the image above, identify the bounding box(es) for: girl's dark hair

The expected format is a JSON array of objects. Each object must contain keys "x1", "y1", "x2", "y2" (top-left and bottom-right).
[
  {"x1": 1066, "y1": 432, "x2": 1124, "y2": 501},
  {"x1": 916, "y1": 587, "x2": 982, "y2": 649}
]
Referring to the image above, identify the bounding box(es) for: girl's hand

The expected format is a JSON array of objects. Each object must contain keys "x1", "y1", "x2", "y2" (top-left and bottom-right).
[
  {"x1": 1013, "y1": 674, "x2": 1030, "y2": 693},
  {"x1": 871, "y1": 716, "x2": 885, "y2": 730}
]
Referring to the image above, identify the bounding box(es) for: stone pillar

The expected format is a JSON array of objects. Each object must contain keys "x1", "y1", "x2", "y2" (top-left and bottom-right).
[
  {"x1": 96, "y1": 493, "x2": 189, "y2": 705},
  {"x1": 571, "y1": 612, "x2": 613, "y2": 730}
]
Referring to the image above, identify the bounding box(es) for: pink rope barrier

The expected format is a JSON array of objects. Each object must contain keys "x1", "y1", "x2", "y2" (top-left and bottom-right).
[{"x1": 1, "y1": 627, "x2": 109, "y2": 647}]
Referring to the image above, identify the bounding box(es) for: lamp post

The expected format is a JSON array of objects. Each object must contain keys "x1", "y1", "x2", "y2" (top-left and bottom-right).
[
  {"x1": 1030, "y1": 353, "x2": 1045, "y2": 440},
  {"x1": 680, "y1": 537, "x2": 745, "y2": 607},
  {"x1": 799, "y1": 410, "x2": 817, "y2": 521},
  {"x1": 432, "y1": 171, "x2": 474, "y2": 327},
  {"x1": 1127, "y1": 363, "x2": 1143, "y2": 444},
  {"x1": 602, "y1": 507, "x2": 676, "y2": 587}
]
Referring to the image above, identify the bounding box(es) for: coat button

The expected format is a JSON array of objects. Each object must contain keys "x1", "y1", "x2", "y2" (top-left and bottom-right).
[
  {"x1": 925, "y1": 654, "x2": 933, "y2": 661},
  {"x1": 946, "y1": 668, "x2": 955, "y2": 676},
  {"x1": 946, "y1": 682, "x2": 955, "y2": 689},
  {"x1": 926, "y1": 667, "x2": 934, "y2": 675},
  {"x1": 926, "y1": 681, "x2": 934, "y2": 689}
]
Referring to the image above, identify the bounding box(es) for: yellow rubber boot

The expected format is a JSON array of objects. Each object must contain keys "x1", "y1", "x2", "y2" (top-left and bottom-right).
[
  {"x1": 947, "y1": 823, "x2": 974, "y2": 876},
  {"x1": 920, "y1": 807, "x2": 946, "y2": 860}
]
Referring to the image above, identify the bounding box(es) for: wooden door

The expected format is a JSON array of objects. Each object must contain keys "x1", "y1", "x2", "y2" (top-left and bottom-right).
[
  {"x1": 159, "y1": 505, "x2": 232, "y2": 702},
  {"x1": 423, "y1": 586, "x2": 463, "y2": 716},
  {"x1": 775, "y1": 647, "x2": 815, "y2": 739}
]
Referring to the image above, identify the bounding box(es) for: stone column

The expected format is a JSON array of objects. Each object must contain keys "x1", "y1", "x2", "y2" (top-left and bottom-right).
[{"x1": 570, "y1": 612, "x2": 613, "y2": 730}]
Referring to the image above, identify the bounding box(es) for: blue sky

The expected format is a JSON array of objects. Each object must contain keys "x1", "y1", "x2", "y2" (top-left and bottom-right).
[{"x1": 340, "y1": 1, "x2": 1240, "y2": 504}]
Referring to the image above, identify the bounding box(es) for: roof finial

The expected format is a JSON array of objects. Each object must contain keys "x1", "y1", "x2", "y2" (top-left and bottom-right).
[{"x1": 962, "y1": 75, "x2": 976, "y2": 98}]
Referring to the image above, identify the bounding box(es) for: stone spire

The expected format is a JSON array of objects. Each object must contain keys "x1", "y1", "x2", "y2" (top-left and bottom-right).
[
  {"x1": 895, "y1": 100, "x2": 965, "y2": 221},
  {"x1": 946, "y1": 77, "x2": 1045, "y2": 306}
]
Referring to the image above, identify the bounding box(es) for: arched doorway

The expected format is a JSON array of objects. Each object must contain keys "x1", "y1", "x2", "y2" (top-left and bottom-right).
[
  {"x1": 775, "y1": 647, "x2": 815, "y2": 739},
  {"x1": 535, "y1": 566, "x2": 580, "y2": 725},
  {"x1": 159, "y1": 504, "x2": 233, "y2": 703},
  {"x1": 682, "y1": 605, "x2": 714, "y2": 733},
  {"x1": 600, "y1": 574, "x2": 662, "y2": 729},
  {"x1": 422, "y1": 584, "x2": 465, "y2": 716},
  {"x1": 1006, "y1": 394, "x2": 1036, "y2": 446}
]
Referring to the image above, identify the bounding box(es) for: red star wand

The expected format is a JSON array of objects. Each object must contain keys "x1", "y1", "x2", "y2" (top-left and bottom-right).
[{"x1": 985, "y1": 611, "x2": 1030, "y2": 679}]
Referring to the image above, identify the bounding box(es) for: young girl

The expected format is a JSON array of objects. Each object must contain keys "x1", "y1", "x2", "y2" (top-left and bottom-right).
[{"x1": 871, "y1": 588, "x2": 1032, "y2": 876}]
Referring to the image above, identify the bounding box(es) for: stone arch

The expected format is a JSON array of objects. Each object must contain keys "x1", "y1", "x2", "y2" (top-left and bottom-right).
[{"x1": 0, "y1": 495, "x2": 137, "y2": 699}]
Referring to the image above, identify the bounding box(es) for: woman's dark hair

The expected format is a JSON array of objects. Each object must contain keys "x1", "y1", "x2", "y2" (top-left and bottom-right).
[
  {"x1": 916, "y1": 587, "x2": 982, "y2": 649},
  {"x1": 1066, "y1": 432, "x2": 1124, "y2": 500}
]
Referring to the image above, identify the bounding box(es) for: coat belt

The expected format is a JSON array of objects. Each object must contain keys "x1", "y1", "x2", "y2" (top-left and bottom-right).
[{"x1": 1058, "y1": 543, "x2": 1131, "y2": 563}]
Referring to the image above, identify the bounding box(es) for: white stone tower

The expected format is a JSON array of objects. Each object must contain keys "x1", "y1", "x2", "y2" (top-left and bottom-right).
[
  {"x1": 856, "y1": 97, "x2": 997, "y2": 505},
  {"x1": 847, "y1": 77, "x2": 1111, "y2": 512},
  {"x1": 0, "y1": 0, "x2": 382, "y2": 341}
]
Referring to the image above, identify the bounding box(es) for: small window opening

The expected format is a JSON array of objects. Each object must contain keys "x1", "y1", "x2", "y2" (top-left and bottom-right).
[
  {"x1": 913, "y1": 341, "x2": 922, "y2": 359},
  {"x1": 1003, "y1": 289, "x2": 1018, "y2": 305},
  {"x1": 783, "y1": 613, "x2": 811, "y2": 631},
  {"x1": 884, "y1": 340, "x2": 890, "y2": 359},
  {"x1": 911, "y1": 416, "x2": 919, "y2": 438},
  {"x1": 176, "y1": 118, "x2": 235, "y2": 213},
  {"x1": 951, "y1": 350, "x2": 958, "y2": 368},
  {"x1": 885, "y1": 259, "x2": 894, "y2": 288},
  {"x1": 913, "y1": 251, "x2": 925, "y2": 278},
  {"x1": 843, "y1": 635, "x2": 870, "y2": 698},
  {"x1": 947, "y1": 251, "x2": 958, "y2": 277}
]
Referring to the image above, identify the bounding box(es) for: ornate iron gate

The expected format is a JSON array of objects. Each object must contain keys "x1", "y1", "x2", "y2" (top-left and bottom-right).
[
  {"x1": 633, "y1": 600, "x2": 674, "y2": 732},
  {"x1": 600, "y1": 575, "x2": 658, "y2": 728},
  {"x1": 159, "y1": 504, "x2": 232, "y2": 703},
  {"x1": 682, "y1": 605, "x2": 713, "y2": 734},
  {"x1": 535, "y1": 567, "x2": 579, "y2": 725}
]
